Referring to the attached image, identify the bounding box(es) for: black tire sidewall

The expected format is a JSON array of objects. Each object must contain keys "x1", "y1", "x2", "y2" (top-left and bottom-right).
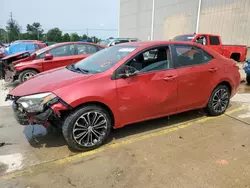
[
  {"x1": 246, "y1": 74, "x2": 250, "y2": 84},
  {"x1": 206, "y1": 85, "x2": 230, "y2": 116},
  {"x1": 19, "y1": 69, "x2": 38, "y2": 83},
  {"x1": 62, "y1": 105, "x2": 112, "y2": 151}
]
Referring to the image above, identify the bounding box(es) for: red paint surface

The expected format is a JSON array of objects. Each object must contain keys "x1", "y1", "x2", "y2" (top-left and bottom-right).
[
  {"x1": 177, "y1": 34, "x2": 247, "y2": 62},
  {"x1": 10, "y1": 41, "x2": 241, "y2": 128},
  {"x1": 12, "y1": 42, "x2": 105, "y2": 73}
]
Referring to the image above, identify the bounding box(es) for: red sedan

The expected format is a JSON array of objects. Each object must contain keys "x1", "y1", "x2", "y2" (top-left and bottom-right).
[
  {"x1": 7, "y1": 41, "x2": 240, "y2": 151},
  {"x1": 4, "y1": 42, "x2": 105, "y2": 83}
]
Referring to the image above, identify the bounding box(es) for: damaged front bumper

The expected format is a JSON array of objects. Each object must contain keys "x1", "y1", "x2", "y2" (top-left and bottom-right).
[
  {"x1": 8, "y1": 95, "x2": 71, "y2": 127},
  {"x1": 0, "y1": 60, "x2": 17, "y2": 82}
]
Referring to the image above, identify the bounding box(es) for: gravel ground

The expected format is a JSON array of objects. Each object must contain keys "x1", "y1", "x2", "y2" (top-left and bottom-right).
[{"x1": 0, "y1": 80, "x2": 17, "y2": 107}]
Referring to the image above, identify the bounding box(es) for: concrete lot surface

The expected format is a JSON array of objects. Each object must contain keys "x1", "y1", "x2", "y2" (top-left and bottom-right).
[{"x1": 0, "y1": 83, "x2": 249, "y2": 188}]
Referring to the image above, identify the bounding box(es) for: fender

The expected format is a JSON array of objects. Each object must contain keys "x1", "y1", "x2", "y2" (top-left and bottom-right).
[
  {"x1": 14, "y1": 62, "x2": 43, "y2": 73},
  {"x1": 68, "y1": 95, "x2": 122, "y2": 128}
]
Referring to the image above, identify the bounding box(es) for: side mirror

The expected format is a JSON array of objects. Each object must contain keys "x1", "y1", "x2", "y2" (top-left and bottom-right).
[
  {"x1": 44, "y1": 53, "x2": 53, "y2": 60},
  {"x1": 119, "y1": 71, "x2": 138, "y2": 79},
  {"x1": 118, "y1": 65, "x2": 139, "y2": 79}
]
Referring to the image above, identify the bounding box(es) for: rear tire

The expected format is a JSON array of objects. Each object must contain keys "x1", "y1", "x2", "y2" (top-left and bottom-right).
[
  {"x1": 62, "y1": 105, "x2": 112, "y2": 151},
  {"x1": 246, "y1": 74, "x2": 250, "y2": 84},
  {"x1": 18, "y1": 69, "x2": 38, "y2": 83},
  {"x1": 205, "y1": 85, "x2": 230, "y2": 116}
]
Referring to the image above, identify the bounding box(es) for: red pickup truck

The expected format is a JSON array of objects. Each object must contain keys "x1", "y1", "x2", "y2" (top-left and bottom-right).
[{"x1": 173, "y1": 33, "x2": 247, "y2": 62}]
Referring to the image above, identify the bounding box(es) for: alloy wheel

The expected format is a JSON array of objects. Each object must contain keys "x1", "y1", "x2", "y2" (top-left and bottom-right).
[
  {"x1": 23, "y1": 72, "x2": 35, "y2": 81},
  {"x1": 212, "y1": 88, "x2": 229, "y2": 113},
  {"x1": 72, "y1": 111, "x2": 108, "y2": 147}
]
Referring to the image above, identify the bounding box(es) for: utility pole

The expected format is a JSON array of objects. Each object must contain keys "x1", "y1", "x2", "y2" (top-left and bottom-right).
[
  {"x1": 150, "y1": 0, "x2": 155, "y2": 41},
  {"x1": 37, "y1": 30, "x2": 39, "y2": 40},
  {"x1": 86, "y1": 28, "x2": 89, "y2": 37},
  {"x1": 195, "y1": 0, "x2": 202, "y2": 33},
  {"x1": 10, "y1": 12, "x2": 13, "y2": 22}
]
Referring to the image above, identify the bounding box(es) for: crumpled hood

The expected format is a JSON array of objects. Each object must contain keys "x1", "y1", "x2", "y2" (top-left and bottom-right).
[{"x1": 10, "y1": 67, "x2": 90, "y2": 96}]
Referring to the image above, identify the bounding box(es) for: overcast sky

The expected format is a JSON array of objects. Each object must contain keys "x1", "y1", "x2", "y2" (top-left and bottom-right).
[{"x1": 1, "y1": 0, "x2": 119, "y2": 39}]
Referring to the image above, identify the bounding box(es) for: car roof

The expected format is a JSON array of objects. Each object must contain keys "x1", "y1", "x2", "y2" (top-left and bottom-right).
[
  {"x1": 52, "y1": 42, "x2": 105, "y2": 48},
  {"x1": 117, "y1": 41, "x2": 193, "y2": 47},
  {"x1": 107, "y1": 38, "x2": 138, "y2": 40},
  {"x1": 176, "y1": 33, "x2": 220, "y2": 37},
  {"x1": 117, "y1": 41, "x2": 223, "y2": 59}
]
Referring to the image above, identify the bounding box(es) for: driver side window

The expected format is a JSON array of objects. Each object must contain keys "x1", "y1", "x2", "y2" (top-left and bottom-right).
[
  {"x1": 195, "y1": 36, "x2": 207, "y2": 45},
  {"x1": 125, "y1": 47, "x2": 172, "y2": 74},
  {"x1": 49, "y1": 44, "x2": 75, "y2": 57}
]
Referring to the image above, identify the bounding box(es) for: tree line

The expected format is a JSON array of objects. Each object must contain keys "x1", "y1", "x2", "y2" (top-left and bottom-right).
[{"x1": 0, "y1": 16, "x2": 102, "y2": 43}]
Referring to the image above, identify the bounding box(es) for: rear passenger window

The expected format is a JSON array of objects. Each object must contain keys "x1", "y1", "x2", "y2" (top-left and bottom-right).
[
  {"x1": 76, "y1": 44, "x2": 98, "y2": 55},
  {"x1": 49, "y1": 44, "x2": 75, "y2": 57},
  {"x1": 174, "y1": 45, "x2": 213, "y2": 68},
  {"x1": 209, "y1": 36, "x2": 220, "y2": 45},
  {"x1": 204, "y1": 51, "x2": 213, "y2": 63}
]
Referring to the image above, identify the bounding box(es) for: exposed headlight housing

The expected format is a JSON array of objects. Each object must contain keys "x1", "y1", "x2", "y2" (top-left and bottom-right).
[{"x1": 16, "y1": 92, "x2": 57, "y2": 113}]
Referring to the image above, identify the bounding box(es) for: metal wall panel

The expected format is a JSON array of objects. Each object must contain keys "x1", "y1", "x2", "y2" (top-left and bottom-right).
[
  {"x1": 164, "y1": 14, "x2": 193, "y2": 40},
  {"x1": 120, "y1": 0, "x2": 199, "y2": 40},
  {"x1": 199, "y1": 0, "x2": 250, "y2": 45},
  {"x1": 120, "y1": 0, "x2": 250, "y2": 45}
]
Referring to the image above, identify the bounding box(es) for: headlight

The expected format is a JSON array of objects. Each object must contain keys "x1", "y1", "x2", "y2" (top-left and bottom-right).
[{"x1": 16, "y1": 92, "x2": 57, "y2": 113}]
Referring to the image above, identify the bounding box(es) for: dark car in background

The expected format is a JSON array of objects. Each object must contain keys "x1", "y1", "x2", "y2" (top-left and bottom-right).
[
  {"x1": 244, "y1": 59, "x2": 250, "y2": 84},
  {"x1": 99, "y1": 37, "x2": 140, "y2": 47}
]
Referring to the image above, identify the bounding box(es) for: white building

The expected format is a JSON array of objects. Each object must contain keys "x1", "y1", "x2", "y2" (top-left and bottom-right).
[{"x1": 119, "y1": 0, "x2": 250, "y2": 46}]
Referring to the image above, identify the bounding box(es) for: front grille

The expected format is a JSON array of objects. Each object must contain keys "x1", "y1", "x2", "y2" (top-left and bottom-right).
[{"x1": 5, "y1": 94, "x2": 20, "y2": 101}]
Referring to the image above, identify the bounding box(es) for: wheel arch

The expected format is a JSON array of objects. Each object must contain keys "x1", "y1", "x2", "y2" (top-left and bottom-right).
[
  {"x1": 18, "y1": 67, "x2": 40, "y2": 74},
  {"x1": 204, "y1": 80, "x2": 232, "y2": 107},
  {"x1": 230, "y1": 53, "x2": 241, "y2": 62},
  {"x1": 216, "y1": 80, "x2": 232, "y2": 94},
  {"x1": 61, "y1": 101, "x2": 116, "y2": 128}
]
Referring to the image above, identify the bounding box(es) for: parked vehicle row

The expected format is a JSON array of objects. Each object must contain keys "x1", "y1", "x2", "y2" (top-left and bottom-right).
[
  {"x1": 99, "y1": 37, "x2": 140, "y2": 47},
  {"x1": 7, "y1": 41, "x2": 240, "y2": 151},
  {"x1": 1, "y1": 42, "x2": 105, "y2": 83}
]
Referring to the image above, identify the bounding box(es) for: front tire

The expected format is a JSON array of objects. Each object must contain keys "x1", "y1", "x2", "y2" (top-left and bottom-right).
[
  {"x1": 62, "y1": 105, "x2": 112, "y2": 151},
  {"x1": 205, "y1": 85, "x2": 230, "y2": 116},
  {"x1": 246, "y1": 74, "x2": 250, "y2": 84},
  {"x1": 19, "y1": 69, "x2": 38, "y2": 83}
]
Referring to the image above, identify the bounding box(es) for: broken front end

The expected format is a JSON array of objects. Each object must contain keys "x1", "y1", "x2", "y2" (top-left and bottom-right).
[
  {"x1": 0, "y1": 52, "x2": 30, "y2": 82},
  {"x1": 6, "y1": 93, "x2": 71, "y2": 128}
]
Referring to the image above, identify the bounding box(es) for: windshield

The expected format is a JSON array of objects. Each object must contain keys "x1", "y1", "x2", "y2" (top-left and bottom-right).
[
  {"x1": 69, "y1": 45, "x2": 138, "y2": 74},
  {"x1": 32, "y1": 44, "x2": 57, "y2": 56},
  {"x1": 99, "y1": 39, "x2": 112, "y2": 46},
  {"x1": 173, "y1": 35, "x2": 195, "y2": 41}
]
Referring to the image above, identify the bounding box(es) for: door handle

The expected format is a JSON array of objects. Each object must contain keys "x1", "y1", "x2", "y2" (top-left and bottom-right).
[
  {"x1": 208, "y1": 68, "x2": 218, "y2": 73},
  {"x1": 164, "y1": 75, "x2": 177, "y2": 81}
]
